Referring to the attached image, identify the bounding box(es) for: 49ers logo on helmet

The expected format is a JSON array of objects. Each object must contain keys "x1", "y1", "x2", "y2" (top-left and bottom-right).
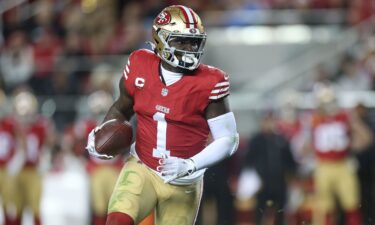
[{"x1": 155, "y1": 11, "x2": 171, "y2": 25}]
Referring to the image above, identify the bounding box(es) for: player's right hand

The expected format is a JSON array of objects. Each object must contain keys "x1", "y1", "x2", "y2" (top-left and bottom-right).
[
  {"x1": 85, "y1": 119, "x2": 116, "y2": 160},
  {"x1": 157, "y1": 156, "x2": 196, "y2": 183}
]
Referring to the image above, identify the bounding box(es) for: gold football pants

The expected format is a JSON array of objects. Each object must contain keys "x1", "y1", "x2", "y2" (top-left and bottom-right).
[
  {"x1": 0, "y1": 167, "x2": 15, "y2": 210},
  {"x1": 108, "y1": 156, "x2": 203, "y2": 225},
  {"x1": 12, "y1": 167, "x2": 42, "y2": 217},
  {"x1": 313, "y1": 159, "x2": 360, "y2": 225}
]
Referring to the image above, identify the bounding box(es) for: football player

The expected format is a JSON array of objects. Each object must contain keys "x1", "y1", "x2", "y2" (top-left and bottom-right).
[
  {"x1": 0, "y1": 88, "x2": 21, "y2": 225},
  {"x1": 86, "y1": 5, "x2": 239, "y2": 225},
  {"x1": 306, "y1": 84, "x2": 368, "y2": 225},
  {"x1": 9, "y1": 89, "x2": 55, "y2": 225}
]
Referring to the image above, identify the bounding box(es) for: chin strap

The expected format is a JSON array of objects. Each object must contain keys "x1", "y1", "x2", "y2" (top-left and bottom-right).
[
  {"x1": 181, "y1": 53, "x2": 199, "y2": 69},
  {"x1": 157, "y1": 37, "x2": 199, "y2": 70},
  {"x1": 167, "y1": 49, "x2": 199, "y2": 70}
]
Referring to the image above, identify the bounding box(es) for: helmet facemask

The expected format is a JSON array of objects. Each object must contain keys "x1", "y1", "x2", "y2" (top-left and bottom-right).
[{"x1": 154, "y1": 28, "x2": 206, "y2": 70}]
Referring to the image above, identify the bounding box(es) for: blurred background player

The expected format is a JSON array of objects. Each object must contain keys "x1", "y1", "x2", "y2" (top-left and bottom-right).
[
  {"x1": 350, "y1": 103, "x2": 375, "y2": 225},
  {"x1": 306, "y1": 84, "x2": 371, "y2": 225},
  {"x1": 242, "y1": 112, "x2": 297, "y2": 225},
  {"x1": 0, "y1": 88, "x2": 21, "y2": 225},
  {"x1": 276, "y1": 92, "x2": 316, "y2": 225},
  {"x1": 9, "y1": 88, "x2": 55, "y2": 225}
]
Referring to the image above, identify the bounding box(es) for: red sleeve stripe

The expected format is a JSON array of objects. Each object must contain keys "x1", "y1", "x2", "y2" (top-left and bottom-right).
[
  {"x1": 211, "y1": 86, "x2": 229, "y2": 94},
  {"x1": 214, "y1": 81, "x2": 230, "y2": 87},
  {"x1": 123, "y1": 58, "x2": 131, "y2": 80},
  {"x1": 123, "y1": 70, "x2": 128, "y2": 80},
  {"x1": 209, "y1": 91, "x2": 230, "y2": 100}
]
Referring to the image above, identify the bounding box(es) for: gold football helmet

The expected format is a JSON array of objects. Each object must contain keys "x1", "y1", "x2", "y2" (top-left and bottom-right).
[
  {"x1": 313, "y1": 83, "x2": 338, "y2": 114},
  {"x1": 152, "y1": 5, "x2": 207, "y2": 70},
  {"x1": 13, "y1": 90, "x2": 38, "y2": 118},
  {"x1": 87, "y1": 90, "x2": 113, "y2": 116},
  {"x1": 314, "y1": 83, "x2": 336, "y2": 104}
]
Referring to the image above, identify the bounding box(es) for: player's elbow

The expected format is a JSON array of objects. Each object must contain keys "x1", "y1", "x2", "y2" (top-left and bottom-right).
[
  {"x1": 219, "y1": 133, "x2": 239, "y2": 157},
  {"x1": 229, "y1": 133, "x2": 240, "y2": 156}
]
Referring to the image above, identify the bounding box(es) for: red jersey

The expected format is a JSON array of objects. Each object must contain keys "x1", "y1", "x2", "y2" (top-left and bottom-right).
[
  {"x1": 23, "y1": 116, "x2": 51, "y2": 167},
  {"x1": 123, "y1": 49, "x2": 230, "y2": 170},
  {"x1": 311, "y1": 111, "x2": 350, "y2": 161},
  {"x1": 0, "y1": 117, "x2": 18, "y2": 166}
]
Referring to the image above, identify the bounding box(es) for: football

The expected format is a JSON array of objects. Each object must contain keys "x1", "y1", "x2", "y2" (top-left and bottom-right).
[{"x1": 95, "y1": 120, "x2": 133, "y2": 157}]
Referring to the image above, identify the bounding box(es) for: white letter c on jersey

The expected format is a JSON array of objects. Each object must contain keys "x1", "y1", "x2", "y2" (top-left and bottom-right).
[{"x1": 135, "y1": 77, "x2": 145, "y2": 88}]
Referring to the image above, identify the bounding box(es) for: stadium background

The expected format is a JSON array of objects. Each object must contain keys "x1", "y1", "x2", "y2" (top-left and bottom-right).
[{"x1": 0, "y1": 0, "x2": 375, "y2": 225}]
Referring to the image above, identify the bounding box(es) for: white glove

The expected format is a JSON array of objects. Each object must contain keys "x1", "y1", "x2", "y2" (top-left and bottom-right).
[
  {"x1": 157, "y1": 156, "x2": 196, "y2": 183},
  {"x1": 85, "y1": 119, "x2": 116, "y2": 160}
]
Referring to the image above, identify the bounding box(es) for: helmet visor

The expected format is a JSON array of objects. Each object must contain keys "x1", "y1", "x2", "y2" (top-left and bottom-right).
[{"x1": 167, "y1": 34, "x2": 206, "y2": 53}]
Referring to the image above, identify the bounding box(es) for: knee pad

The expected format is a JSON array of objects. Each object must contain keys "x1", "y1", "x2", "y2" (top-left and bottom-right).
[{"x1": 106, "y1": 212, "x2": 134, "y2": 225}]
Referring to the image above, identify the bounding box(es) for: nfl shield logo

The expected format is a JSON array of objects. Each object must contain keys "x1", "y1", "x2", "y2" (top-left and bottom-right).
[{"x1": 161, "y1": 88, "x2": 168, "y2": 96}]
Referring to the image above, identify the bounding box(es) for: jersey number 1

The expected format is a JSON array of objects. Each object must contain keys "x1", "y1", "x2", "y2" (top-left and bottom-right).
[{"x1": 153, "y1": 112, "x2": 171, "y2": 158}]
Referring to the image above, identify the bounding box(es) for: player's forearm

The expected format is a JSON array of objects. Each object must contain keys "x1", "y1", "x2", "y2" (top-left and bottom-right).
[
  {"x1": 191, "y1": 134, "x2": 239, "y2": 171},
  {"x1": 191, "y1": 112, "x2": 239, "y2": 171}
]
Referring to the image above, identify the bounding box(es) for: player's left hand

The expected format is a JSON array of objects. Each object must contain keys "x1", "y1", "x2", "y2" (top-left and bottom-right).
[{"x1": 157, "y1": 156, "x2": 196, "y2": 183}]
